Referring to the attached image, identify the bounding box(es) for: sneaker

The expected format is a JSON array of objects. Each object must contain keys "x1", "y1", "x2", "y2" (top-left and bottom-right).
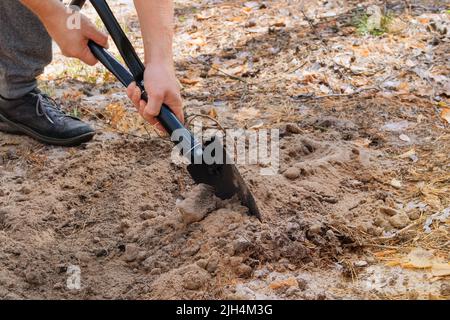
[{"x1": 0, "y1": 89, "x2": 95, "y2": 146}]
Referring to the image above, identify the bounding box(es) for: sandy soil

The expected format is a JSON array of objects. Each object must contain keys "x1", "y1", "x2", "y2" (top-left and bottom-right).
[{"x1": 0, "y1": 0, "x2": 449, "y2": 299}]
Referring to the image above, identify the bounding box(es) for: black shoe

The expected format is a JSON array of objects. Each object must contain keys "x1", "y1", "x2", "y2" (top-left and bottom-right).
[{"x1": 0, "y1": 89, "x2": 95, "y2": 146}]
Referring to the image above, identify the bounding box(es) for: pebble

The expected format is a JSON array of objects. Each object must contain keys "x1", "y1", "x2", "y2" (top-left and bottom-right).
[
  {"x1": 233, "y1": 236, "x2": 252, "y2": 255},
  {"x1": 150, "y1": 268, "x2": 161, "y2": 275},
  {"x1": 235, "y1": 264, "x2": 253, "y2": 278},
  {"x1": 440, "y1": 283, "x2": 450, "y2": 296},
  {"x1": 140, "y1": 211, "x2": 156, "y2": 220},
  {"x1": 206, "y1": 256, "x2": 219, "y2": 273},
  {"x1": 406, "y1": 209, "x2": 420, "y2": 220},
  {"x1": 388, "y1": 212, "x2": 410, "y2": 229},
  {"x1": 119, "y1": 219, "x2": 131, "y2": 232},
  {"x1": 296, "y1": 277, "x2": 308, "y2": 290},
  {"x1": 25, "y1": 270, "x2": 43, "y2": 286},
  {"x1": 182, "y1": 266, "x2": 210, "y2": 290},
  {"x1": 379, "y1": 206, "x2": 400, "y2": 216},
  {"x1": 19, "y1": 186, "x2": 32, "y2": 195},
  {"x1": 285, "y1": 123, "x2": 302, "y2": 134},
  {"x1": 196, "y1": 259, "x2": 208, "y2": 269},
  {"x1": 308, "y1": 223, "x2": 322, "y2": 234},
  {"x1": 283, "y1": 167, "x2": 300, "y2": 180},
  {"x1": 139, "y1": 204, "x2": 153, "y2": 211},
  {"x1": 354, "y1": 260, "x2": 368, "y2": 267},
  {"x1": 124, "y1": 245, "x2": 139, "y2": 262}
]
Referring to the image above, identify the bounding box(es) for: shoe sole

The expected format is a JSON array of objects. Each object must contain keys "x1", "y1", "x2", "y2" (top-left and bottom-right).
[{"x1": 0, "y1": 113, "x2": 95, "y2": 147}]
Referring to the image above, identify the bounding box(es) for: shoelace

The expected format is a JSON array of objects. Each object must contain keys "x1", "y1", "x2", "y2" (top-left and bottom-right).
[{"x1": 35, "y1": 93, "x2": 66, "y2": 125}]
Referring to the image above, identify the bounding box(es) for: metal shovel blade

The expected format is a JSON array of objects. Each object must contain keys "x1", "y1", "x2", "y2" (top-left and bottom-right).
[{"x1": 186, "y1": 138, "x2": 261, "y2": 219}]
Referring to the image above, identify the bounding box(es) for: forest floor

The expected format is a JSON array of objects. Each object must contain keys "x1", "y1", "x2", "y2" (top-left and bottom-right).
[{"x1": 0, "y1": 0, "x2": 449, "y2": 299}]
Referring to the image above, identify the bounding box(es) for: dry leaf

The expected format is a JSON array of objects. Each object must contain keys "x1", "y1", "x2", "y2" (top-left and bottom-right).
[
  {"x1": 398, "y1": 149, "x2": 416, "y2": 159},
  {"x1": 208, "y1": 108, "x2": 218, "y2": 119},
  {"x1": 406, "y1": 248, "x2": 434, "y2": 269},
  {"x1": 180, "y1": 78, "x2": 200, "y2": 85},
  {"x1": 390, "y1": 178, "x2": 402, "y2": 189},
  {"x1": 269, "y1": 277, "x2": 298, "y2": 290},
  {"x1": 431, "y1": 263, "x2": 450, "y2": 277},
  {"x1": 440, "y1": 108, "x2": 450, "y2": 124}
]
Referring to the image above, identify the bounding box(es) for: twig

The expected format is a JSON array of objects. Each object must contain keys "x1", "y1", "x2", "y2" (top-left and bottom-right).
[
  {"x1": 292, "y1": 87, "x2": 379, "y2": 100},
  {"x1": 210, "y1": 65, "x2": 248, "y2": 83}
]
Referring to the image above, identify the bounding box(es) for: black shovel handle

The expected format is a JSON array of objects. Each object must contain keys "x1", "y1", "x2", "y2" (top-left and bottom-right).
[
  {"x1": 88, "y1": 42, "x2": 187, "y2": 136},
  {"x1": 71, "y1": 0, "x2": 202, "y2": 160}
]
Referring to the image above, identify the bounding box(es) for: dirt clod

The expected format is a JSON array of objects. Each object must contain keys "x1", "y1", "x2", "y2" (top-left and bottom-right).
[
  {"x1": 388, "y1": 213, "x2": 411, "y2": 229},
  {"x1": 283, "y1": 167, "x2": 300, "y2": 180},
  {"x1": 176, "y1": 184, "x2": 218, "y2": 224}
]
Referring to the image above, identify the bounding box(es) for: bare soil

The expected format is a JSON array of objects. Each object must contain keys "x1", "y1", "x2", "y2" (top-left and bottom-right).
[{"x1": 0, "y1": 0, "x2": 449, "y2": 300}]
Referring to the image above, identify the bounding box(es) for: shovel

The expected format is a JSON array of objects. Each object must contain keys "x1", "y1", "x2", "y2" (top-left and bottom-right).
[{"x1": 70, "y1": 0, "x2": 261, "y2": 218}]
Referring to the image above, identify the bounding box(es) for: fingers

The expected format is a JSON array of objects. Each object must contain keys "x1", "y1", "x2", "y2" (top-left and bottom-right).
[
  {"x1": 84, "y1": 19, "x2": 109, "y2": 48},
  {"x1": 143, "y1": 91, "x2": 164, "y2": 121},
  {"x1": 80, "y1": 45, "x2": 98, "y2": 66},
  {"x1": 126, "y1": 82, "x2": 142, "y2": 109}
]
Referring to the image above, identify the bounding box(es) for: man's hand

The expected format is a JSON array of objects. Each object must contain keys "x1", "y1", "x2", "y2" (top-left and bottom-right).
[
  {"x1": 128, "y1": 0, "x2": 183, "y2": 131},
  {"x1": 127, "y1": 62, "x2": 183, "y2": 133},
  {"x1": 46, "y1": 10, "x2": 109, "y2": 66},
  {"x1": 20, "y1": 0, "x2": 108, "y2": 66}
]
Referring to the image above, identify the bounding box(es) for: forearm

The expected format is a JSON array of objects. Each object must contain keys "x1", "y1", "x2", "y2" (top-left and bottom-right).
[
  {"x1": 20, "y1": 0, "x2": 66, "y2": 22},
  {"x1": 133, "y1": 0, "x2": 174, "y2": 66}
]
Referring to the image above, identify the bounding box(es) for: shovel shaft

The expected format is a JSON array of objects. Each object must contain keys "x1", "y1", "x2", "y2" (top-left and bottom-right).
[{"x1": 88, "y1": 41, "x2": 203, "y2": 161}]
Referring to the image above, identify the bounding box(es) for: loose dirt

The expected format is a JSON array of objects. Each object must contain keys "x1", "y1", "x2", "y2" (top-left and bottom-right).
[{"x1": 0, "y1": 0, "x2": 449, "y2": 300}]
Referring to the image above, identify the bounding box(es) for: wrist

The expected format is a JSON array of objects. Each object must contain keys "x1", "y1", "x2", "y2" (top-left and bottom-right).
[{"x1": 145, "y1": 56, "x2": 175, "y2": 69}]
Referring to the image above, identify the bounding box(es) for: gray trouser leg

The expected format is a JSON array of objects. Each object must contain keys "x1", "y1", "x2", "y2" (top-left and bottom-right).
[{"x1": 0, "y1": 0, "x2": 52, "y2": 99}]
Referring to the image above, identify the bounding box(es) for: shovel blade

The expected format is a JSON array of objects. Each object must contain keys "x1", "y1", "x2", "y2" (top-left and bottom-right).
[
  {"x1": 186, "y1": 137, "x2": 261, "y2": 218},
  {"x1": 187, "y1": 162, "x2": 261, "y2": 218}
]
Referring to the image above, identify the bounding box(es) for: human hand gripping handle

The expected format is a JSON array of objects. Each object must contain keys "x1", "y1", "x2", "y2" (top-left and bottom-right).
[{"x1": 88, "y1": 42, "x2": 202, "y2": 160}]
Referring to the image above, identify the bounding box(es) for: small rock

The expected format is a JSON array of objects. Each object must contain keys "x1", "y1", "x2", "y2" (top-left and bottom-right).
[
  {"x1": 136, "y1": 251, "x2": 147, "y2": 262},
  {"x1": 140, "y1": 211, "x2": 156, "y2": 220},
  {"x1": 390, "y1": 178, "x2": 402, "y2": 189},
  {"x1": 119, "y1": 219, "x2": 131, "y2": 232},
  {"x1": 53, "y1": 283, "x2": 63, "y2": 290},
  {"x1": 283, "y1": 167, "x2": 300, "y2": 180},
  {"x1": 354, "y1": 260, "x2": 368, "y2": 267},
  {"x1": 296, "y1": 277, "x2": 308, "y2": 291},
  {"x1": 308, "y1": 223, "x2": 322, "y2": 234},
  {"x1": 285, "y1": 287, "x2": 300, "y2": 297},
  {"x1": 93, "y1": 237, "x2": 100, "y2": 243},
  {"x1": 379, "y1": 206, "x2": 400, "y2": 216},
  {"x1": 388, "y1": 212, "x2": 410, "y2": 229},
  {"x1": 182, "y1": 244, "x2": 201, "y2": 256},
  {"x1": 244, "y1": 19, "x2": 257, "y2": 28},
  {"x1": 0, "y1": 189, "x2": 5, "y2": 197},
  {"x1": 124, "y1": 245, "x2": 139, "y2": 262},
  {"x1": 182, "y1": 266, "x2": 211, "y2": 290},
  {"x1": 25, "y1": 270, "x2": 43, "y2": 286},
  {"x1": 440, "y1": 283, "x2": 450, "y2": 296},
  {"x1": 286, "y1": 123, "x2": 302, "y2": 134},
  {"x1": 206, "y1": 256, "x2": 219, "y2": 273},
  {"x1": 150, "y1": 268, "x2": 161, "y2": 275},
  {"x1": 139, "y1": 204, "x2": 153, "y2": 211},
  {"x1": 19, "y1": 186, "x2": 32, "y2": 195},
  {"x1": 196, "y1": 259, "x2": 208, "y2": 269},
  {"x1": 95, "y1": 249, "x2": 108, "y2": 258},
  {"x1": 235, "y1": 264, "x2": 253, "y2": 278},
  {"x1": 399, "y1": 134, "x2": 411, "y2": 142},
  {"x1": 233, "y1": 236, "x2": 252, "y2": 255},
  {"x1": 406, "y1": 209, "x2": 420, "y2": 220}
]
